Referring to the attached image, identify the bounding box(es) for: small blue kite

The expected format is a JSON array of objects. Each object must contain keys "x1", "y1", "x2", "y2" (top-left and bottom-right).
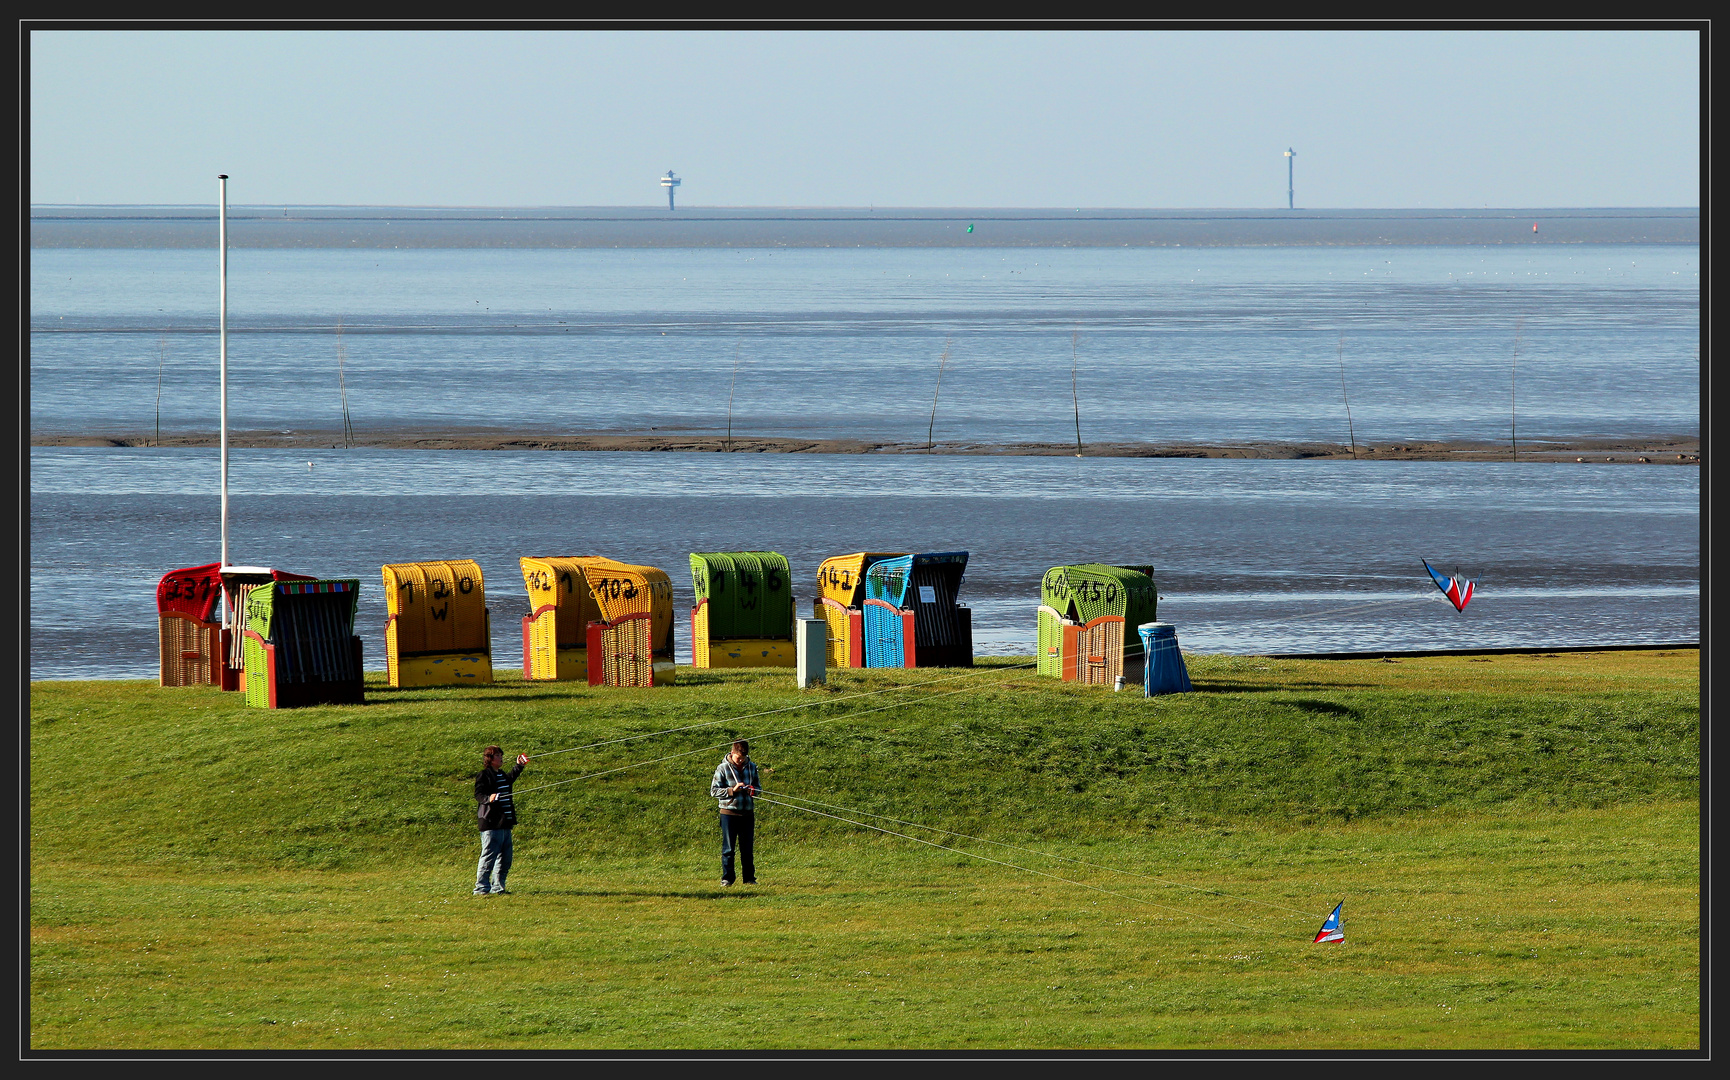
[{"x1": 1313, "y1": 900, "x2": 1344, "y2": 943}]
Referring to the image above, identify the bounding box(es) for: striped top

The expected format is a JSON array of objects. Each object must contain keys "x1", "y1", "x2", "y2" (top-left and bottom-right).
[
  {"x1": 489, "y1": 771, "x2": 515, "y2": 812},
  {"x1": 710, "y1": 756, "x2": 761, "y2": 815},
  {"x1": 475, "y1": 763, "x2": 523, "y2": 830}
]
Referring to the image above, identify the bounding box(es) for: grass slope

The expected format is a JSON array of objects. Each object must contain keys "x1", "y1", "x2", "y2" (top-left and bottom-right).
[{"x1": 30, "y1": 651, "x2": 1700, "y2": 1050}]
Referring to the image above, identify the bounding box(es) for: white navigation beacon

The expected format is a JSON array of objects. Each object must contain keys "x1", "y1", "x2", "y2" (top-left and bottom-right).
[{"x1": 661, "y1": 170, "x2": 681, "y2": 210}]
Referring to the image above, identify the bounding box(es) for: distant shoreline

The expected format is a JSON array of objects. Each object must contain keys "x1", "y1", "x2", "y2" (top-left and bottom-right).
[
  {"x1": 30, "y1": 429, "x2": 1702, "y2": 464},
  {"x1": 28, "y1": 206, "x2": 1700, "y2": 248}
]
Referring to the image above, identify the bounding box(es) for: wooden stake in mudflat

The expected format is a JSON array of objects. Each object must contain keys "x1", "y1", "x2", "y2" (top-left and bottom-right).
[
  {"x1": 155, "y1": 331, "x2": 168, "y2": 447},
  {"x1": 1339, "y1": 332, "x2": 1357, "y2": 459},
  {"x1": 1511, "y1": 316, "x2": 1524, "y2": 461},
  {"x1": 726, "y1": 340, "x2": 740, "y2": 451},
  {"x1": 1071, "y1": 330, "x2": 1083, "y2": 458},
  {"x1": 927, "y1": 337, "x2": 950, "y2": 454},
  {"x1": 337, "y1": 316, "x2": 354, "y2": 448}
]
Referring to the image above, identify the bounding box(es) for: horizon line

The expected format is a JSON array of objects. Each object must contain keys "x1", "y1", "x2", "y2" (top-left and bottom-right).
[{"x1": 28, "y1": 203, "x2": 1704, "y2": 213}]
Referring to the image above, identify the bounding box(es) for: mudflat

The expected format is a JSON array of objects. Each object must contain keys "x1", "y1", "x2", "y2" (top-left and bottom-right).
[{"x1": 31, "y1": 427, "x2": 1702, "y2": 463}]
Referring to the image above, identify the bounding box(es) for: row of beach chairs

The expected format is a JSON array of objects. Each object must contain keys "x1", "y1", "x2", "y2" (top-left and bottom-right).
[{"x1": 156, "y1": 555, "x2": 1185, "y2": 707}]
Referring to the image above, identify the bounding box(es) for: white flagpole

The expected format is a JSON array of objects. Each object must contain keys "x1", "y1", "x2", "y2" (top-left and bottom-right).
[
  {"x1": 218, "y1": 173, "x2": 235, "y2": 661},
  {"x1": 219, "y1": 174, "x2": 229, "y2": 570}
]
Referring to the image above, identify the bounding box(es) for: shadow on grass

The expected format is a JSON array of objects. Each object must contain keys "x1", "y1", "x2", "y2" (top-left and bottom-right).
[
  {"x1": 1189, "y1": 679, "x2": 1381, "y2": 694},
  {"x1": 508, "y1": 886, "x2": 771, "y2": 901},
  {"x1": 362, "y1": 689, "x2": 629, "y2": 704},
  {"x1": 1287, "y1": 698, "x2": 1360, "y2": 716},
  {"x1": 365, "y1": 676, "x2": 751, "y2": 696}
]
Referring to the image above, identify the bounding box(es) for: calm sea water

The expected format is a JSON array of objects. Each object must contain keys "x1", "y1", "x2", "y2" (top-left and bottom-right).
[
  {"x1": 29, "y1": 243, "x2": 1699, "y2": 446},
  {"x1": 28, "y1": 233, "x2": 1700, "y2": 678},
  {"x1": 29, "y1": 448, "x2": 1698, "y2": 680}
]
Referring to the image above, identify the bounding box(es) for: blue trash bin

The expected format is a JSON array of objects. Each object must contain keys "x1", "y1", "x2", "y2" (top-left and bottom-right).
[{"x1": 1139, "y1": 622, "x2": 1191, "y2": 696}]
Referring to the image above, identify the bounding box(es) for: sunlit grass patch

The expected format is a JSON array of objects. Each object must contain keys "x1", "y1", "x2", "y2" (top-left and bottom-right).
[{"x1": 29, "y1": 650, "x2": 1698, "y2": 1048}]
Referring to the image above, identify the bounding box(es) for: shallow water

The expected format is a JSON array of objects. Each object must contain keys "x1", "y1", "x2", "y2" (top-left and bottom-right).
[
  {"x1": 29, "y1": 448, "x2": 1698, "y2": 679},
  {"x1": 29, "y1": 243, "x2": 1699, "y2": 446}
]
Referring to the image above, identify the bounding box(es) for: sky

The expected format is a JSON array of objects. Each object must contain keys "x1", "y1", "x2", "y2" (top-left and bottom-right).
[{"x1": 27, "y1": 27, "x2": 1703, "y2": 209}]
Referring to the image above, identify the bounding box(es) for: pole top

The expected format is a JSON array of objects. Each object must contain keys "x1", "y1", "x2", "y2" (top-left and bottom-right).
[{"x1": 218, "y1": 174, "x2": 228, "y2": 179}]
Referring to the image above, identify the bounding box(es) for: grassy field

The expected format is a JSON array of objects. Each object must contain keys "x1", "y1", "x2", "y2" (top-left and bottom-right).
[{"x1": 29, "y1": 650, "x2": 1700, "y2": 1050}]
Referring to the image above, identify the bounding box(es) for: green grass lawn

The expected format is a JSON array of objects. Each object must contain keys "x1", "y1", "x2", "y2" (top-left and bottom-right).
[{"x1": 29, "y1": 651, "x2": 1700, "y2": 1050}]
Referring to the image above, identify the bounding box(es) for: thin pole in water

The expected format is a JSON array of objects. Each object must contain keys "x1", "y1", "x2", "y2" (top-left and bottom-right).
[
  {"x1": 336, "y1": 315, "x2": 354, "y2": 448},
  {"x1": 1338, "y1": 332, "x2": 1356, "y2": 459},
  {"x1": 1071, "y1": 330, "x2": 1083, "y2": 457},
  {"x1": 1511, "y1": 316, "x2": 1523, "y2": 462},
  {"x1": 927, "y1": 337, "x2": 950, "y2": 454},
  {"x1": 154, "y1": 332, "x2": 167, "y2": 447},
  {"x1": 726, "y1": 340, "x2": 740, "y2": 451}
]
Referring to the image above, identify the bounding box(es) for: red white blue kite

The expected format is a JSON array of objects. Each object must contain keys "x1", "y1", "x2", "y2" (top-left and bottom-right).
[
  {"x1": 1424, "y1": 560, "x2": 1475, "y2": 612},
  {"x1": 1313, "y1": 901, "x2": 1344, "y2": 943}
]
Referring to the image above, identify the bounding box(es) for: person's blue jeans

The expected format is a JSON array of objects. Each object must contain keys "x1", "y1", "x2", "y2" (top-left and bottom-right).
[
  {"x1": 476, "y1": 828, "x2": 513, "y2": 893},
  {"x1": 719, "y1": 813, "x2": 754, "y2": 884}
]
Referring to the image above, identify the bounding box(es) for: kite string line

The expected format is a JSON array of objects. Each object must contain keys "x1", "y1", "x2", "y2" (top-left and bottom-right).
[
  {"x1": 750, "y1": 794, "x2": 1264, "y2": 933},
  {"x1": 508, "y1": 680, "x2": 1005, "y2": 798},
  {"x1": 1241, "y1": 594, "x2": 1432, "y2": 627},
  {"x1": 529, "y1": 659, "x2": 1041, "y2": 761},
  {"x1": 513, "y1": 659, "x2": 1310, "y2": 925},
  {"x1": 518, "y1": 632, "x2": 1185, "y2": 797},
  {"x1": 525, "y1": 629, "x2": 1176, "y2": 767},
  {"x1": 508, "y1": 650, "x2": 1306, "y2": 926},
  {"x1": 517, "y1": 601, "x2": 1441, "y2": 801},
  {"x1": 756, "y1": 787, "x2": 1315, "y2": 919},
  {"x1": 527, "y1": 592, "x2": 1431, "y2": 763}
]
